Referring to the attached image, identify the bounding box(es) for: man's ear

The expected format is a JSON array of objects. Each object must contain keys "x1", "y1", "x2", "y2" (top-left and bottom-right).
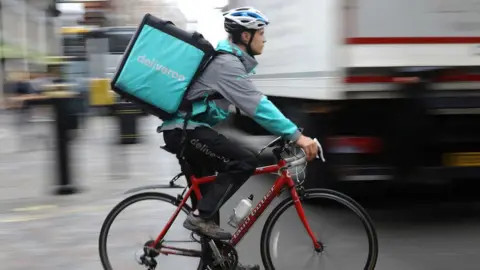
[{"x1": 241, "y1": 31, "x2": 251, "y2": 43}]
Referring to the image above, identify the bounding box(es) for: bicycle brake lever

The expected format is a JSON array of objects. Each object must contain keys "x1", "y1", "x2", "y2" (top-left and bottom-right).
[{"x1": 314, "y1": 138, "x2": 326, "y2": 162}]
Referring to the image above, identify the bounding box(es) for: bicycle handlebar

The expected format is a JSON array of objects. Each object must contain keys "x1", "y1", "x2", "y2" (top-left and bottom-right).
[
  {"x1": 259, "y1": 135, "x2": 326, "y2": 169},
  {"x1": 284, "y1": 138, "x2": 325, "y2": 167}
]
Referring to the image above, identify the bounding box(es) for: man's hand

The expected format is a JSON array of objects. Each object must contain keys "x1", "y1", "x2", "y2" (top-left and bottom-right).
[{"x1": 295, "y1": 134, "x2": 319, "y2": 161}]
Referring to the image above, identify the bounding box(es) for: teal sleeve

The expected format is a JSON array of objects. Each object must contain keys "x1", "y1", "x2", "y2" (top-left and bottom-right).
[
  {"x1": 253, "y1": 96, "x2": 301, "y2": 141},
  {"x1": 215, "y1": 60, "x2": 302, "y2": 141}
]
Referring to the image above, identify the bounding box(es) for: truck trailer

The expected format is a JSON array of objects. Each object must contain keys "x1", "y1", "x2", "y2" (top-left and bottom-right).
[{"x1": 225, "y1": 0, "x2": 480, "y2": 188}]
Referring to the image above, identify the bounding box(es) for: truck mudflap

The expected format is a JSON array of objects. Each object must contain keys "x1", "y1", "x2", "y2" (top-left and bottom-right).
[{"x1": 419, "y1": 166, "x2": 480, "y2": 181}]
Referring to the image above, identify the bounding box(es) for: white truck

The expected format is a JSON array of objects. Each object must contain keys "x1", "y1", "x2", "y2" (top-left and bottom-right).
[{"x1": 226, "y1": 0, "x2": 480, "y2": 188}]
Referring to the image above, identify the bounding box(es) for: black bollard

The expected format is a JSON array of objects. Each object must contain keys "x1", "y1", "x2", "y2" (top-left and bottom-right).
[
  {"x1": 52, "y1": 96, "x2": 80, "y2": 195},
  {"x1": 114, "y1": 102, "x2": 142, "y2": 144}
]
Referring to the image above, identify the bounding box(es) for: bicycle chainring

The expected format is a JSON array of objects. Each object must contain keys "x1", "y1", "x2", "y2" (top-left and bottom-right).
[{"x1": 203, "y1": 241, "x2": 238, "y2": 270}]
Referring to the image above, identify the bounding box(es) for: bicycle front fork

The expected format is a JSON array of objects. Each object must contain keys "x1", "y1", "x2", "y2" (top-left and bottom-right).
[{"x1": 290, "y1": 187, "x2": 323, "y2": 252}]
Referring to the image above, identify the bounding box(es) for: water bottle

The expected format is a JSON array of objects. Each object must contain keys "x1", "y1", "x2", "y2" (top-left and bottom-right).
[{"x1": 228, "y1": 194, "x2": 254, "y2": 228}]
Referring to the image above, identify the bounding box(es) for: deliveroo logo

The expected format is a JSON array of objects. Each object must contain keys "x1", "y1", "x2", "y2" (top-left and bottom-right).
[{"x1": 137, "y1": 55, "x2": 186, "y2": 82}]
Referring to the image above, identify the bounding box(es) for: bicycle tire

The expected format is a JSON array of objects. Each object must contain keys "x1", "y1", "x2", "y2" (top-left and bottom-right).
[
  {"x1": 260, "y1": 188, "x2": 379, "y2": 270},
  {"x1": 98, "y1": 192, "x2": 206, "y2": 270}
]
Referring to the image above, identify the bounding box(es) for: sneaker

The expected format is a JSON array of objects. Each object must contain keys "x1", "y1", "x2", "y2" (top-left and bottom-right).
[
  {"x1": 183, "y1": 213, "x2": 232, "y2": 240},
  {"x1": 236, "y1": 262, "x2": 260, "y2": 270}
]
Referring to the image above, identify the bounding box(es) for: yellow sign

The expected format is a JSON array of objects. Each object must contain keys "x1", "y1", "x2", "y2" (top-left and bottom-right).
[
  {"x1": 444, "y1": 152, "x2": 480, "y2": 167},
  {"x1": 90, "y1": 78, "x2": 114, "y2": 106},
  {"x1": 61, "y1": 26, "x2": 91, "y2": 35}
]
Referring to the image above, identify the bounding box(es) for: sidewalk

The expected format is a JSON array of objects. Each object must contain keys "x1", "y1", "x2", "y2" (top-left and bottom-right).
[
  {"x1": 0, "y1": 112, "x2": 276, "y2": 209},
  {"x1": 0, "y1": 113, "x2": 179, "y2": 207}
]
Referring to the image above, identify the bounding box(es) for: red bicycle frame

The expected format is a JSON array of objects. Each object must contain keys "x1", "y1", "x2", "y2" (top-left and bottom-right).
[{"x1": 152, "y1": 159, "x2": 321, "y2": 251}]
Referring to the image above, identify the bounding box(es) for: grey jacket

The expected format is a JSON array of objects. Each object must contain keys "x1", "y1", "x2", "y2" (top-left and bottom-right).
[{"x1": 159, "y1": 39, "x2": 301, "y2": 142}]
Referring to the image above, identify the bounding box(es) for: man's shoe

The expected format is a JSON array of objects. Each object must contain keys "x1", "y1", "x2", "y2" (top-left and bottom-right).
[
  {"x1": 236, "y1": 262, "x2": 260, "y2": 270},
  {"x1": 183, "y1": 213, "x2": 232, "y2": 240}
]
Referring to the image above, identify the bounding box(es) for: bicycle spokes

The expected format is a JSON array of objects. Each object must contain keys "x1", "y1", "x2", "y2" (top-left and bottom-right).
[
  {"x1": 264, "y1": 192, "x2": 376, "y2": 270},
  {"x1": 99, "y1": 193, "x2": 203, "y2": 270}
]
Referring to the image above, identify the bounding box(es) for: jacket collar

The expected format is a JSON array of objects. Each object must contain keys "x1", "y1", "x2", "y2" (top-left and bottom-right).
[{"x1": 216, "y1": 39, "x2": 258, "y2": 75}]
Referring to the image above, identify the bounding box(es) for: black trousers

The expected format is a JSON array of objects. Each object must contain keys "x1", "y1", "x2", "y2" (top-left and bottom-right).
[{"x1": 163, "y1": 127, "x2": 258, "y2": 221}]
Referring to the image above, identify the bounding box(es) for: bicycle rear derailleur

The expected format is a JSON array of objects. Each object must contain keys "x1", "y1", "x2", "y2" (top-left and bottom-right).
[
  {"x1": 137, "y1": 240, "x2": 160, "y2": 270},
  {"x1": 203, "y1": 239, "x2": 238, "y2": 270}
]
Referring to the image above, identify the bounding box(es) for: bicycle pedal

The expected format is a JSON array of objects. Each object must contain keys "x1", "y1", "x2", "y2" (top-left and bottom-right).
[{"x1": 191, "y1": 232, "x2": 206, "y2": 242}]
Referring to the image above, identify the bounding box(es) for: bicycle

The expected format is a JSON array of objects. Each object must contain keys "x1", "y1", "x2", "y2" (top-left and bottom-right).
[{"x1": 99, "y1": 135, "x2": 379, "y2": 270}]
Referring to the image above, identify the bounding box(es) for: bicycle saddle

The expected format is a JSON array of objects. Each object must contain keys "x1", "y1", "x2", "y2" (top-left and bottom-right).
[{"x1": 160, "y1": 144, "x2": 176, "y2": 154}]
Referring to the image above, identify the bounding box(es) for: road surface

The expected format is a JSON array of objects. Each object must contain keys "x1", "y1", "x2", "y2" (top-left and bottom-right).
[{"x1": 1, "y1": 113, "x2": 480, "y2": 269}]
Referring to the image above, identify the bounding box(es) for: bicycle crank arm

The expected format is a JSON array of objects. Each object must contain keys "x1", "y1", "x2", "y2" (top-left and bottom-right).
[{"x1": 157, "y1": 246, "x2": 202, "y2": 257}]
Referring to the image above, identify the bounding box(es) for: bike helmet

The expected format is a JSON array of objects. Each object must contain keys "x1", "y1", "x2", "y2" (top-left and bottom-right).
[
  {"x1": 223, "y1": 7, "x2": 270, "y2": 33},
  {"x1": 223, "y1": 7, "x2": 269, "y2": 56}
]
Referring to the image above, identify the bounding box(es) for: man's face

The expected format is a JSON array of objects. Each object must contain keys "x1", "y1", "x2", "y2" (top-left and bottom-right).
[{"x1": 242, "y1": 28, "x2": 266, "y2": 55}]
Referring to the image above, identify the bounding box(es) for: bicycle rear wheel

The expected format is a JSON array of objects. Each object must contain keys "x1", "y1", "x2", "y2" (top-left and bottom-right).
[
  {"x1": 98, "y1": 192, "x2": 204, "y2": 270},
  {"x1": 260, "y1": 188, "x2": 378, "y2": 270}
]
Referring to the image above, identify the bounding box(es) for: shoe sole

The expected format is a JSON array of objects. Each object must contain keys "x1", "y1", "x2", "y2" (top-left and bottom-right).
[{"x1": 183, "y1": 220, "x2": 232, "y2": 240}]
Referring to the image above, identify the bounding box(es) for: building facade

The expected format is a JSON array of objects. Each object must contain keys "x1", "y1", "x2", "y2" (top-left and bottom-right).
[
  {"x1": 0, "y1": 0, "x2": 61, "y2": 105},
  {"x1": 1, "y1": 0, "x2": 61, "y2": 67},
  {"x1": 108, "y1": 0, "x2": 187, "y2": 29}
]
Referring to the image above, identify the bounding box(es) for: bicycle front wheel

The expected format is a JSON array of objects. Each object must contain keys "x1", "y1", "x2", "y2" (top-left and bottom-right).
[{"x1": 260, "y1": 188, "x2": 378, "y2": 270}]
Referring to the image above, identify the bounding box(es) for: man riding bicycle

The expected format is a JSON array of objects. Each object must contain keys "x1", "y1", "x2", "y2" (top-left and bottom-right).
[{"x1": 160, "y1": 6, "x2": 319, "y2": 269}]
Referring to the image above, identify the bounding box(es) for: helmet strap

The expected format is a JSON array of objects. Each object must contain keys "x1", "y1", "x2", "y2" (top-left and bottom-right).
[
  {"x1": 246, "y1": 30, "x2": 256, "y2": 57},
  {"x1": 232, "y1": 29, "x2": 257, "y2": 57}
]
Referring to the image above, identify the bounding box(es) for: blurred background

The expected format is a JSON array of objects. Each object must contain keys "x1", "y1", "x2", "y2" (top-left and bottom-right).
[{"x1": 1, "y1": 0, "x2": 480, "y2": 269}]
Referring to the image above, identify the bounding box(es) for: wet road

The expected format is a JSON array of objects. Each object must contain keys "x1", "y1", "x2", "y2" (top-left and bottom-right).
[{"x1": 1, "y1": 114, "x2": 480, "y2": 269}]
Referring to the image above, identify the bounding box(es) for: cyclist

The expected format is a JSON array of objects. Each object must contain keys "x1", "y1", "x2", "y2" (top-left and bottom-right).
[{"x1": 161, "y1": 6, "x2": 319, "y2": 269}]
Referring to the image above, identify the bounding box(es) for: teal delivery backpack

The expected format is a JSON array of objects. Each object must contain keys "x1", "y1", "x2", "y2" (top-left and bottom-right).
[{"x1": 110, "y1": 14, "x2": 216, "y2": 120}]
